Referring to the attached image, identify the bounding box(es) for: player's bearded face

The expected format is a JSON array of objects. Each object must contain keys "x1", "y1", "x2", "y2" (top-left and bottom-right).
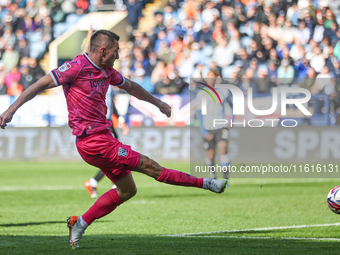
[{"x1": 103, "y1": 41, "x2": 119, "y2": 67}]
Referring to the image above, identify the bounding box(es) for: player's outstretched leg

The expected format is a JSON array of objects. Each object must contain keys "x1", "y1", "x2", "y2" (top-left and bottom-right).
[
  {"x1": 134, "y1": 155, "x2": 228, "y2": 193},
  {"x1": 68, "y1": 174, "x2": 136, "y2": 249}
]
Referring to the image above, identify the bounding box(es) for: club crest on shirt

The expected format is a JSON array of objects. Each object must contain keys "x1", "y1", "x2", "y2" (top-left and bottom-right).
[
  {"x1": 58, "y1": 63, "x2": 72, "y2": 72},
  {"x1": 117, "y1": 147, "x2": 128, "y2": 157}
]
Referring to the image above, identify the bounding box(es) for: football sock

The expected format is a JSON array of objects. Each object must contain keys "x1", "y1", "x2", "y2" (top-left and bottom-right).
[
  {"x1": 156, "y1": 167, "x2": 203, "y2": 188},
  {"x1": 94, "y1": 171, "x2": 105, "y2": 182},
  {"x1": 206, "y1": 158, "x2": 215, "y2": 178},
  {"x1": 89, "y1": 178, "x2": 98, "y2": 188},
  {"x1": 220, "y1": 154, "x2": 230, "y2": 178},
  {"x1": 82, "y1": 189, "x2": 123, "y2": 225}
]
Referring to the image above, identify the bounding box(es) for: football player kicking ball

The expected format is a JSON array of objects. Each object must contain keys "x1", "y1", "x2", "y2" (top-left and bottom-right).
[{"x1": 0, "y1": 30, "x2": 227, "y2": 249}]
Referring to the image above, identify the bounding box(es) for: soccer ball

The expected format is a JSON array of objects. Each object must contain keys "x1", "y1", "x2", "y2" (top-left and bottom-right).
[{"x1": 327, "y1": 186, "x2": 340, "y2": 214}]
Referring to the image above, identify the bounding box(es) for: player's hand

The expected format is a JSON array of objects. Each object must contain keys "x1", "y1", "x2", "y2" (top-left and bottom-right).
[
  {"x1": 159, "y1": 101, "x2": 171, "y2": 118},
  {"x1": 205, "y1": 132, "x2": 214, "y2": 141},
  {"x1": 0, "y1": 110, "x2": 13, "y2": 129}
]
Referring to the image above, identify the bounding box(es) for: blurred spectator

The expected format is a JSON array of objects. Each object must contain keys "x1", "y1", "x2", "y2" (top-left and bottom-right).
[
  {"x1": 132, "y1": 68, "x2": 153, "y2": 93},
  {"x1": 212, "y1": 19, "x2": 223, "y2": 41},
  {"x1": 125, "y1": 0, "x2": 143, "y2": 31},
  {"x1": 307, "y1": 46, "x2": 325, "y2": 73},
  {"x1": 4, "y1": 66, "x2": 21, "y2": 88},
  {"x1": 334, "y1": 39, "x2": 340, "y2": 59},
  {"x1": 189, "y1": 42, "x2": 204, "y2": 65},
  {"x1": 182, "y1": 0, "x2": 197, "y2": 20},
  {"x1": 155, "y1": 75, "x2": 179, "y2": 94},
  {"x1": 286, "y1": 3, "x2": 300, "y2": 26},
  {"x1": 268, "y1": 60, "x2": 278, "y2": 80},
  {"x1": 38, "y1": 0, "x2": 51, "y2": 19},
  {"x1": 329, "y1": 0, "x2": 340, "y2": 17},
  {"x1": 15, "y1": 38, "x2": 30, "y2": 58},
  {"x1": 2, "y1": 46, "x2": 20, "y2": 70},
  {"x1": 294, "y1": 57, "x2": 310, "y2": 79},
  {"x1": 325, "y1": 46, "x2": 336, "y2": 72},
  {"x1": 312, "y1": 16, "x2": 325, "y2": 44},
  {"x1": 192, "y1": 63, "x2": 209, "y2": 79},
  {"x1": 75, "y1": 0, "x2": 89, "y2": 15},
  {"x1": 22, "y1": 14, "x2": 38, "y2": 33},
  {"x1": 19, "y1": 64, "x2": 34, "y2": 90},
  {"x1": 249, "y1": 57, "x2": 259, "y2": 75},
  {"x1": 296, "y1": 20, "x2": 310, "y2": 45},
  {"x1": 324, "y1": 9, "x2": 336, "y2": 29},
  {"x1": 221, "y1": 6, "x2": 237, "y2": 27},
  {"x1": 332, "y1": 59, "x2": 340, "y2": 78},
  {"x1": 279, "y1": 45, "x2": 294, "y2": 66},
  {"x1": 151, "y1": 61, "x2": 165, "y2": 85},
  {"x1": 325, "y1": 22, "x2": 339, "y2": 46},
  {"x1": 268, "y1": 48, "x2": 281, "y2": 66},
  {"x1": 1, "y1": 28, "x2": 17, "y2": 48},
  {"x1": 314, "y1": 66, "x2": 335, "y2": 96},
  {"x1": 7, "y1": 80, "x2": 23, "y2": 96},
  {"x1": 197, "y1": 23, "x2": 213, "y2": 44},
  {"x1": 290, "y1": 42, "x2": 305, "y2": 62},
  {"x1": 212, "y1": 37, "x2": 234, "y2": 68},
  {"x1": 267, "y1": 15, "x2": 282, "y2": 42},
  {"x1": 178, "y1": 50, "x2": 194, "y2": 82},
  {"x1": 50, "y1": 0, "x2": 66, "y2": 23},
  {"x1": 248, "y1": 39, "x2": 259, "y2": 60},
  {"x1": 255, "y1": 66, "x2": 274, "y2": 93},
  {"x1": 228, "y1": 28, "x2": 242, "y2": 55},
  {"x1": 157, "y1": 41, "x2": 175, "y2": 64},
  {"x1": 154, "y1": 30, "x2": 170, "y2": 53},
  {"x1": 241, "y1": 68, "x2": 256, "y2": 93},
  {"x1": 28, "y1": 57, "x2": 45, "y2": 83},
  {"x1": 277, "y1": 59, "x2": 295, "y2": 86},
  {"x1": 42, "y1": 16, "x2": 53, "y2": 43},
  {"x1": 282, "y1": 19, "x2": 296, "y2": 46},
  {"x1": 201, "y1": 1, "x2": 219, "y2": 24},
  {"x1": 299, "y1": 67, "x2": 317, "y2": 90},
  {"x1": 25, "y1": 0, "x2": 38, "y2": 18}
]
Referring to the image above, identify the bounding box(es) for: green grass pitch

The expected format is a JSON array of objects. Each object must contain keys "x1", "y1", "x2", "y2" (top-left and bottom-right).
[{"x1": 1, "y1": 161, "x2": 340, "y2": 254}]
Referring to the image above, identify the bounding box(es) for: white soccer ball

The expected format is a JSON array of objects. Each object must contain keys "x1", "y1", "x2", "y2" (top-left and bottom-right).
[{"x1": 327, "y1": 186, "x2": 340, "y2": 214}]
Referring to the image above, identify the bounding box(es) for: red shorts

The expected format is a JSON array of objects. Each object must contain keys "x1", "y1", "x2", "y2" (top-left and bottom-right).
[{"x1": 76, "y1": 129, "x2": 140, "y2": 183}]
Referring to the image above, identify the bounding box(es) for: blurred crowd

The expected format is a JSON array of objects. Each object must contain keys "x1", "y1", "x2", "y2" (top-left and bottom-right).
[
  {"x1": 1, "y1": 0, "x2": 340, "y2": 109},
  {"x1": 120, "y1": 0, "x2": 340, "y2": 101}
]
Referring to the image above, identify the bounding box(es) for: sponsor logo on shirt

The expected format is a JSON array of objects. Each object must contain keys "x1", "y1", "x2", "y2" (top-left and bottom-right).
[
  {"x1": 117, "y1": 147, "x2": 128, "y2": 157},
  {"x1": 58, "y1": 63, "x2": 72, "y2": 72},
  {"x1": 90, "y1": 79, "x2": 106, "y2": 88}
]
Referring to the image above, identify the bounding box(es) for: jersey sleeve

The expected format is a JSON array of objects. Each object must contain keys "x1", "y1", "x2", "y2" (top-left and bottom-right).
[
  {"x1": 49, "y1": 61, "x2": 82, "y2": 86},
  {"x1": 110, "y1": 69, "x2": 125, "y2": 87}
]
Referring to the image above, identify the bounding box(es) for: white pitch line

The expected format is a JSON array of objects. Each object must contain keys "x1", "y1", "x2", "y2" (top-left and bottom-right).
[
  {"x1": 0, "y1": 183, "x2": 174, "y2": 192},
  {"x1": 160, "y1": 223, "x2": 340, "y2": 237},
  {"x1": 0, "y1": 179, "x2": 338, "y2": 192},
  {"x1": 182, "y1": 235, "x2": 340, "y2": 242}
]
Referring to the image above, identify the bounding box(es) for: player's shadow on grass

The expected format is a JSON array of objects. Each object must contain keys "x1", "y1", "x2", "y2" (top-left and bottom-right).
[
  {"x1": 0, "y1": 220, "x2": 113, "y2": 227},
  {"x1": 143, "y1": 192, "x2": 219, "y2": 199},
  {"x1": 0, "y1": 221, "x2": 66, "y2": 227}
]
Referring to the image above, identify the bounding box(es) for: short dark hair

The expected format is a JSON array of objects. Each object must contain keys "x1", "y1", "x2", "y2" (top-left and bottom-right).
[{"x1": 90, "y1": 30, "x2": 120, "y2": 52}]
